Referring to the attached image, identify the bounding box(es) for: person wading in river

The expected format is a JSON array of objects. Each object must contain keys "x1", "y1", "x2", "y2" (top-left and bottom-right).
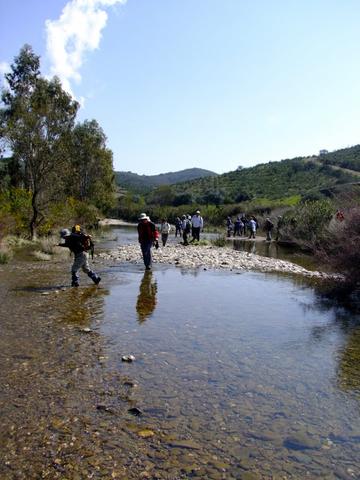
[
  {"x1": 137, "y1": 213, "x2": 158, "y2": 270},
  {"x1": 58, "y1": 225, "x2": 101, "y2": 287}
]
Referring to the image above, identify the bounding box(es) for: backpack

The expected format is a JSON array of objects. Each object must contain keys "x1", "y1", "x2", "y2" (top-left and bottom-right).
[
  {"x1": 80, "y1": 233, "x2": 94, "y2": 257},
  {"x1": 185, "y1": 220, "x2": 191, "y2": 234}
]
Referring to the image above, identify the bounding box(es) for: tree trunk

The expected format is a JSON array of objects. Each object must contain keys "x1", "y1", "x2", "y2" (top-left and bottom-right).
[{"x1": 29, "y1": 190, "x2": 38, "y2": 240}]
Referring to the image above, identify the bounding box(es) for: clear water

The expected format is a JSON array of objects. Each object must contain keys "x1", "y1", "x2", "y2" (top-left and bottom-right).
[
  {"x1": 99, "y1": 265, "x2": 360, "y2": 478},
  {"x1": 1, "y1": 236, "x2": 359, "y2": 479}
]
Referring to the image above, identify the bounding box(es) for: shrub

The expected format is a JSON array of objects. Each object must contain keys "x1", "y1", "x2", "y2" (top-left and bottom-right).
[
  {"x1": 211, "y1": 235, "x2": 226, "y2": 247},
  {"x1": 0, "y1": 245, "x2": 11, "y2": 264},
  {"x1": 279, "y1": 199, "x2": 335, "y2": 250},
  {"x1": 317, "y1": 206, "x2": 360, "y2": 290}
]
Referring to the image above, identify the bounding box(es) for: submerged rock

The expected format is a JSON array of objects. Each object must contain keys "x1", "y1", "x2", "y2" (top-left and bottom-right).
[
  {"x1": 137, "y1": 429, "x2": 155, "y2": 438},
  {"x1": 122, "y1": 355, "x2": 136, "y2": 362},
  {"x1": 167, "y1": 439, "x2": 201, "y2": 450},
  {"x1": 128, "y1": 407, "x2": 143, "y2": 416},
  {"x1": 284, "y1": 433, "x2": 321, "y2": 450}
]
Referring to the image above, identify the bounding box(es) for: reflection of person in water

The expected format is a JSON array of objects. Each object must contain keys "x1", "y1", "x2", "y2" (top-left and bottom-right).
[{"x1": 136, "y1": 271, "x2": 158, "y2": 323}]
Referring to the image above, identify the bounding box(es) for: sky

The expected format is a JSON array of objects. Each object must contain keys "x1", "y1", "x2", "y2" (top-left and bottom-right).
[{"x1": 1, "y1": 0, "x2": 360, "y2": 175}]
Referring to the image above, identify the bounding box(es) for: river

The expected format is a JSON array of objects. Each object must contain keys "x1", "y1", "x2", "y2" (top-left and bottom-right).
[{"x1": 0, "y1": 228, "x2": 359, "y2": 479}]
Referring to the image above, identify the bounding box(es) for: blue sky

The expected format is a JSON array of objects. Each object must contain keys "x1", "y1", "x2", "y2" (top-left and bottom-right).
[{"x1": 1, "y1": 0, "x2": 360, "y2": 175}]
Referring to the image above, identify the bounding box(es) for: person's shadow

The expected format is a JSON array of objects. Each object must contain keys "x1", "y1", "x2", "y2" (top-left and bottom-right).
[{"x1": 136, "y1": 271, "x2": 158, "y2": 324}]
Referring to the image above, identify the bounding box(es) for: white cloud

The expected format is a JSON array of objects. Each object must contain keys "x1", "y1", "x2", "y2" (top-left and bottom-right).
[{"x1": 45, "y1": 0, "x2": 127, "y2": 97}]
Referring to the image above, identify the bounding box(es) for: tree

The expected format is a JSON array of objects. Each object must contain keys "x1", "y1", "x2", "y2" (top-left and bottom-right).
[
  {"x1": 67, "y1": 120, "x2": 115, "y2": 212},
  {"x1": 147, "y1": 185, "x2": 175, "y2": 206},
  {"x1": 0, "y1": 45, "x2": 79, "y2": 238},
  {"x1": 172, "y1": 192, "x2": 193, "y2": 206}
]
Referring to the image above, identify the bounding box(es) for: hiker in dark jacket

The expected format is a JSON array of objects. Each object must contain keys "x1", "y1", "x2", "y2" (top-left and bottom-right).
[
  {"x1": 234, "y1": 216, "x2": 243, "y2": 236},
  {"x1": 137, "y1": 213, "x2": 158, "y2": 270},
  {"x1": 59, "y1": 224, "x2": 101, "y2": 287},
  {"x1": 263, "y1": 217, "x2": 274, "y2": 241},
  {"x1": 175, "y1": 217, "x2": 182, "y2": 237}
]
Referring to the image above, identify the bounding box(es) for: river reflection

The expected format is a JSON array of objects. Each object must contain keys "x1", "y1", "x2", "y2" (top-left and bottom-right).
[
  {"x1": 101, "y1": 266, "x2": 360, "y2": 479},
  {"x1": 136, "y1": 271, "x2": 158, "y2": 323},
  {"x1": 304, "y1": 294, "x2": 360, "y2": 394}
]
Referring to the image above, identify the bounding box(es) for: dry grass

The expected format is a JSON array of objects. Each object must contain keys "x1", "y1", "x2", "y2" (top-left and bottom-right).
[
  {"x1": 0, "y1": 245, "x2": 12, "y2": 264},
  {"x1": 31, "y1": 250, "x2": 52, "y2": 261}
]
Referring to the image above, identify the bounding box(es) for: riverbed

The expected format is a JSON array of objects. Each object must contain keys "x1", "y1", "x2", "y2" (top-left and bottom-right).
[{"x1": 0, "y1": 233, "x2": 359, "y2": 479}]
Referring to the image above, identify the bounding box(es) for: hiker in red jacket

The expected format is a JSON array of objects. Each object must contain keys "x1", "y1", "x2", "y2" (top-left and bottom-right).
[{"x1": 137, "y1": 213, "x2": 158, "y2": 270}]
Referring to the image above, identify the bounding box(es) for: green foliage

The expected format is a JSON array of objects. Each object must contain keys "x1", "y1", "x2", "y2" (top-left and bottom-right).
[
  {"x1": 66, "y1": 120, "x2": 116, "y2": 212},
  {"x1": 147, "y1": 185, "x2": 175, "y2": 206},
  {"x1": 170, "y1": 157, "x2": 357, "y2": 204},
  {"x1": 0, "y1": 45, "x2": 116, "y2": 238},
  {"x1": 0, "y1": 245, "x2": 11, "y2": 264},
  {"x1": 211, "y1": 235, "x2": 226, "y2": 247},
  {"x1": 318, "y1": 205, "x2": 360, "y2": 289},
  {"x1": 0, "y1": 188, "x2": 32, "y2": 236},
  {"x1": 320, "y1": 145, "x2": 360, "y2": 173},
  {"x1": 1, "y1": 46, "x2": 79, "y2": 238},
  {"x1": 279, "y1": 199, "x2": 335, "y2": 249}
]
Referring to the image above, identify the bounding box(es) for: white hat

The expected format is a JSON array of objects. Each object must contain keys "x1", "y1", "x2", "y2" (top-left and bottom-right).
[
  {"x1": 60, "y1": 228, "x2": 71, "y2": 238},
  {"x1": 196, "y1": 210, "x2": 200, "y2": 214},
  {"x1": 138, "y1": 213, "x2": 149, "y2": 220}
]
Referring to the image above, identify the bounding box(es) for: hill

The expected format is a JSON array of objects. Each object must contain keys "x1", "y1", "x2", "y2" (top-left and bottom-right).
[
  {"x1": 170, "y1": 146, "x2": 360, "y2": 204},
  {"x1": 115, "y1": 168, "x2": 217, "y2": 193},
  {"x1": 318, "y1": 145, "x2": 360, "y2": 172}
]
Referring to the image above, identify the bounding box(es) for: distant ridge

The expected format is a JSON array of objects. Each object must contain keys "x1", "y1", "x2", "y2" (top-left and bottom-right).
[
  {"x1": 114, "y1": 144, "x2": 360, "y2": 202},
  {"x1": 115, "y1": 168, "x2": 217, "y2": 193},
  {"x1": 168, "y1": 145, "x2": 360, "y2": 203}
]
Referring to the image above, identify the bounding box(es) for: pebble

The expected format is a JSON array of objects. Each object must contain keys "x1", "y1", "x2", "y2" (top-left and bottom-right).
[
  {"x1": 98, "y1": 243, "x2": 334, "y2": 278},
  {"x1": 122, "y1": 355, "x2": 136, "y2": 362},
  {"x1": 128, "y1": 407, "x2": 143, "y2": 416}
]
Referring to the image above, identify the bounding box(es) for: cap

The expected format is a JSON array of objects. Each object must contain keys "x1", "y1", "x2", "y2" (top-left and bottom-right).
[{"x1": 60, "y1": 228, "x2": 71, "y2": 238}]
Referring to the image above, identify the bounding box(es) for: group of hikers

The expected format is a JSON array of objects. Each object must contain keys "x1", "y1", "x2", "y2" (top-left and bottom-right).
[
  {"x1": 226, "y1": 214, "x2": 274, "y2": 241},
  {"x1": 58, "y1": 211, "x2": 205, "y2": 286},
  {"x1": 58, "y1": 210, "x2": 277, "y2": 285}
]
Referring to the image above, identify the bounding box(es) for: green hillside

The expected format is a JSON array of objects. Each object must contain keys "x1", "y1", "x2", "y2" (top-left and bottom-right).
[
  {"x1": 115, "y1": 168, "x2": 217, "y2": 193},
  {"x1": 171, "y1": 154, "x2": 359, "y2": 204},
  {"x1": 318, "y1": 145, "x2": 360, "y2": 172}
]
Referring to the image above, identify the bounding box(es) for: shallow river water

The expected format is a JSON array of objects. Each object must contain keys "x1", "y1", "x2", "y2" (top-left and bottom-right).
[{"x1": 0, "y1": 239, "x2": 359, "y2": 479}]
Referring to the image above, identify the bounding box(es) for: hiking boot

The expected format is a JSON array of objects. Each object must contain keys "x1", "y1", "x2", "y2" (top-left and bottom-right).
[
  {"x1": 71, "y1": 273, "x2": 79, "y2": 287},
  {"x1": 88, "y1": 271, "x2": 101, "y2": 285}
]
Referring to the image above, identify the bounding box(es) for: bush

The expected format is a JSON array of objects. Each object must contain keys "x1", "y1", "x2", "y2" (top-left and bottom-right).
[
  {"x1": 279, "y1": 199, "x2": 335, "y2": 250},
  {"x1": 317, "y1": 206, "x2": 360, "y2": 290},
  {"x1": 211, "y1": 235, "x2": 226, "y2": 247},
  {"x1": 0, "y1": 245, "x2": 11, "y2": 264}
]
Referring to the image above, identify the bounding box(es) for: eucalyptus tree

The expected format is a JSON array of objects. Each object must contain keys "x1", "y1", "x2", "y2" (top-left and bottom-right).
[
  {"x1": 67, "y1": 119, "x2": 116, "y2": 212},
  {"x1": 0, "y1": 45, "x2": 78, "y2": 238}
]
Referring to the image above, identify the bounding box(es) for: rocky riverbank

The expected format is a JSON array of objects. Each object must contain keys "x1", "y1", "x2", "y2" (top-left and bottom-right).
[{"x1": 98, "y1": 243, "x2": 331, "y2": 278}]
